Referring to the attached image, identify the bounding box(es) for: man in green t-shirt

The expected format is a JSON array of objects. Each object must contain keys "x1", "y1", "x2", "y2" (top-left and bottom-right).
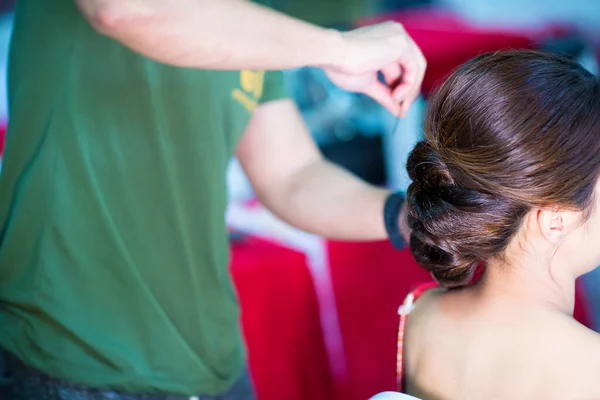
[{"x1": 0, "y1": 0, "x2": 424, "y2": 398}]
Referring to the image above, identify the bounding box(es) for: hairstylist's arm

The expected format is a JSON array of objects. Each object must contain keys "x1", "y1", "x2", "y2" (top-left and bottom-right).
[
  {"x1": 76, "y1": 0, "x2": 425, "y2": 116},
  {"x1": 237, "y1": 98, "x2": 390, "y2": 240}
]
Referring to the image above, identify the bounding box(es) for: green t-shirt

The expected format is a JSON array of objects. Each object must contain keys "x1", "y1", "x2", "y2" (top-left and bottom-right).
[
  {"x1": 271, "y1": 0, "x2": 377, "y2": 26},
  {"x1": 0, "y1": 0, "x2": 288, "y2": 395}
]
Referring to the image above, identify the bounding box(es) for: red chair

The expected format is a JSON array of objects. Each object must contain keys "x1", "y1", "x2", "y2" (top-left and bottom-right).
[
  {"x1": 231, "y1": 235, "x2": 334, "y2": 400},
  {"x1": 328, "y1": 241, "x2": 593, "y2": 400}
]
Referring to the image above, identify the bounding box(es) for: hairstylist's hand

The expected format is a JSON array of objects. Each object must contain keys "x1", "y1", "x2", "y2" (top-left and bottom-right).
[{"x1": 324, "y1": 21, "x2": 426, "y2": 117}]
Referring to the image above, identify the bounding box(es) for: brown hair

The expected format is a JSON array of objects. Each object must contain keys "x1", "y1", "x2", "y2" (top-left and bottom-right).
[{"x1": 406, "y1": 50, "x2": 600, "y2": 287}]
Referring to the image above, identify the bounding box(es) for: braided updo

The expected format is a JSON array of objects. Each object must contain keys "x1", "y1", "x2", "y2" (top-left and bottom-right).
[{"x1": 405, "y1": 50, "x2": 600, "y2": 287}]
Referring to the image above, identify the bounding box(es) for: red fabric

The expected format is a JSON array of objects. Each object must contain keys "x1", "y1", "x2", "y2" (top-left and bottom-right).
[
  {"x1": 574, "y1": 278, "x2": 592, "y2": 327},
  {"x1": 0, "y1": 123, "x2": 5, "y2": 156},
  {"x1": 328, "y1": 241, "x2": 593, "y2": 400},
  {"x1": 356, "y1": 9, "x2": 569, "y2": 95},
  {"x1": 230, "y1": 235, "x2": 334, "y2": 400},
  {"x1": 327, "y1": 241, "x2": 432, "y2": 400}
]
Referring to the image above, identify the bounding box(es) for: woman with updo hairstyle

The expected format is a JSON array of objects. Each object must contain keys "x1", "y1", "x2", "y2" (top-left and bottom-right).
[{"x1": 396, "y1": 50, "x2": 600, "y2": 400}]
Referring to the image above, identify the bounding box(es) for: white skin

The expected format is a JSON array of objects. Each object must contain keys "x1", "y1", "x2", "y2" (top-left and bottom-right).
[
  {"x1": 404, "y1": 181, "x2": 600, "y2": 400},
  {"x1": 75, "y1": 0, "x2": 426, "y2": 240}
]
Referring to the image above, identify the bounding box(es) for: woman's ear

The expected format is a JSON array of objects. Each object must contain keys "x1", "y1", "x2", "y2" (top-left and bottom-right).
[{"x1": 534, "y1": 207, "x2": 580, "y2": 245}]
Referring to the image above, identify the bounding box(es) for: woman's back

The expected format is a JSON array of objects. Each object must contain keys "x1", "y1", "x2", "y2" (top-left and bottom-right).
[{"x1": 405, "y1": 287, "x2": 600, "y2": 399}]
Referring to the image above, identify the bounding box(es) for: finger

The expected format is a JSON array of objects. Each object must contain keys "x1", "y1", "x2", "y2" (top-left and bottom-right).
[
  {"x1": 392, "y1": 79, "x2": 413, "y2": 104},
  {"x1": 400, "y1": 88, "x2": 420, "y2": 118},
  {"x1": 393, "y1": 45, "x2": 426, "y2": 98},
  {"x1": 392, "y1": 61, "x2": 418, "y2": 102},
  {"x1": 402, "y1": 65, "x2": 426, "y2": 116},
  {"x1": 396, "y1": 62, "x2": 425, "y2": 115},
  {"x1": 381, "y1": 63, "x2": 402, "y2": 86},
  {"x1": 362, "y1": 81, "x2": 401, "y2": 116}
]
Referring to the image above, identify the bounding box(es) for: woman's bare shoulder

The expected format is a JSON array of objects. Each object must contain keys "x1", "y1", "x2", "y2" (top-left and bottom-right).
[
  {"x1": 405, "y1": 287, "x2": 600, "y2": 399},
  {"x1": 550, "y1": 318, "x2": 600, "y2": 396},
  {"x1": 408, "y1": 286, "x2": 471, "y2": 324},
  {"x1": 409, "y1": 286, "x2": 445, "y2": 313},
  {"x1": 508, "y1": 312, "x2": 600, "y2": 398}
]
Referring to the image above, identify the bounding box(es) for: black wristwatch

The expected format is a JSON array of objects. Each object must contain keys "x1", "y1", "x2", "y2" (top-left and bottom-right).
[{"x1": 384, "y1": 191, "x2": 406, "y2": 250}]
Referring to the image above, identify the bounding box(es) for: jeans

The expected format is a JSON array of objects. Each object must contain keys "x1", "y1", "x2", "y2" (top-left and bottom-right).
[{"x1": 0, "y1": 351, "x2": 254, "y2": 400}]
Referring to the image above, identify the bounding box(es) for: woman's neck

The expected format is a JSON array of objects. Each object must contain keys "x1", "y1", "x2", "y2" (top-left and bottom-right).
[{"x1": 474, "y1": 255, "x2": 576, "y2": 315}]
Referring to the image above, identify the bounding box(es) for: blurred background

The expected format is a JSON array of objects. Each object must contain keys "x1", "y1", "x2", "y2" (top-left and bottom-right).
[
  {"x1": 0, "y1": 1, "x2": 597, "y2": 399},
  {"x1": 228, "y1": 2, "x2": 600, "y2": 397}
]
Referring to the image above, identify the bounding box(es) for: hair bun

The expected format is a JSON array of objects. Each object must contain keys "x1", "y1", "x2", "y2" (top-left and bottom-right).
[
  {"x1": 407, "y1": 142, "x2": 455, "y2": 189},
  {"x1": 406, "y1": 141, "x2": 480, "y2": 287}
]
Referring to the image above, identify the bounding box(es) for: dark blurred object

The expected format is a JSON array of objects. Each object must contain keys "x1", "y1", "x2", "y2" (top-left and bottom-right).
[
  {"x1": 541, "y1": 33, "x2": 599, "y2": 76},
  {"x1": 542, "y1": 35, "x2": 588, "y2": 56},
  {"x1": 0, "y1": 0, "x2": 13, "y2": 14},
  {"x1": 228, "y1": 230, "x2": 247, "y2": 243},
  {"x1": 321, "y1": 134, "x2": 387, "y2": 186},
  {"x1": 383, "y1": 0, "x2": 434, "y2": 12}
]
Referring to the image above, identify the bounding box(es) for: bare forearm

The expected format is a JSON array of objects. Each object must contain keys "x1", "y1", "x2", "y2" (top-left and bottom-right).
[
  {"x1": 261, "y1": 160, "x2": 390, "y2": 240},
  {"x1": 79, "y1": 0, "x2": 343, "y2": 70}
]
